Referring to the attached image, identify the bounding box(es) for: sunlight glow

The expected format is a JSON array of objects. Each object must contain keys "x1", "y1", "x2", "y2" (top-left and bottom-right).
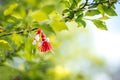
[{"x1": 92, "y1": 27, "x2": 120, "y2": 69}]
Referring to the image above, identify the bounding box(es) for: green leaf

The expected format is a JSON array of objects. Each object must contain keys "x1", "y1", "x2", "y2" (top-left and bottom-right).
[
  {"x1": 11, "y1": 34, "x2": 23, "y2": 47},
  {"x1": 69, "y1": 0, "x2": 73, "y2": 3},
  {"x1": 62, "y1": 9, "x2": 70, "y2": 14},
  {"x1": 78, "y1": 20, "x2": 86, "y2": 27},
  {"x1": 78, "y1": 19, "x2": 86, "y2": 27},
  {"x1": 104, "y1": 7, "x2": 117, "y2": 16},
  {"x1": 12, "y1": 7, "x2": 26, "y2": 19},
  {"x1": 76, "y1": 0, "x2": 81, "y2": 3},
  {"x1": 39, "y1": 24, "x2": 55, "y2": 34},
  {"x1": 4, "y1": 16, "x2": 20, "y2": 30},
  {"x1": 64, "y1": 1, "x2": 70, "y2": 8},
  {"x1": 0, "y1": 40, "x2": 11, "y2": 50},
  {"x1": 111, "y1": 4, "x2": 116, "y2": 9},
  {"x1": 76, "y1": 14, "x2": 83, "y2": 21},
  {"x1": 70, "y1": 0, "x2": 77, "y2": 10},
  {"x1": 31, "y1": 10, "x2": 48, "y2": 21},
  {"x1": 75, "y1": 14, "x2": 86, "y2": 27},
  {"x1": 111, "y1": 0, "x2": 117, "y2": 3},
  {"x1": 31, "y1": 21, "x2": 55, "y2": 33},
  {"x1": 97, "y1": 4, "x2": 104, "y2": 16},
  {"x1": 50, "y1": 12, "x2": 68, "y2": 31},
  {"x1": 88, "y1": 5, "x2": 97, "y2": 9},
  {"x1": 69, "y1": 11, "x2": 74, "y2": 19},
  {"x1": 99, "y1": 16, "x2": 109, "y2": 20},
  {"x1": 5, "y1": 22, "x2": 16, "y2": 30},
  {"x1": 4, "y1": 3, "x2": 18, "y2": 16},
  {"x1": 42, "y1": 5, "x2": 55, "y2": 14},
  {"x1": 85, "y1": 10, "x2": 100, "y2": 16},
  {"x1": 92, "y1": 19, "x2": 107, "y2": 30},
  {"x1": 24, "y1": 38, "x2": 34, "y2": 61},
  {"x1": 76, "y1": 10, "x2": 83, "y2": 16},
  {"x1": 0, "y1": 26, "x2": 2, "y2": 33},
  {"x1": 79, "y1": 3, "x2": 85, "y2": 8}
]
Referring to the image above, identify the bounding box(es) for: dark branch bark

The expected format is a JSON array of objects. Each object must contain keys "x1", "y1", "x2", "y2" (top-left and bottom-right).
[
  {"x1": 64, "y1": 0, "x2": 112, "y2": 21},
  {"x1": 0, "y1": 27, "x2": 38, "y2": 37},
  {"x1": 81, "y1": 0, "x2": 89, "y2": 9},
  {"x1": 65, "y1": 0, "x2": 89, "y2": 20},
  {"x1": 87, "y1": 1, "x2": 109, "y2": 6},
  {"x1": 73, "y1": 0, "x2": 88, "y2": 13}
]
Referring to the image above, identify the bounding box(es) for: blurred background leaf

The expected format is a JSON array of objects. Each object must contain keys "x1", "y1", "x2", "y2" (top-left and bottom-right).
[{"x1": 0, "y1": 40, "x2": 11, "y2": 50}]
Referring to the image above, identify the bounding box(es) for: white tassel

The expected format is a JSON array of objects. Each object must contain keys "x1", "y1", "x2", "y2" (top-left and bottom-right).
[{"x1": 35, "y1": 34, "x2": 40, "y2": 41}]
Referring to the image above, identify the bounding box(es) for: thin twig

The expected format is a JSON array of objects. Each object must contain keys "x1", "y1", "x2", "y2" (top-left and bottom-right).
[
  {"x1": 0, "y1": 28, "x2": 38, "y2": 37},
  {"x1": 81, "y1": 0, "x2": 89, "y2": 9},
  {"x1": 73, "y1": 0, "x2": 89, "y2": 13},
  {"x1": 65, "y1": 0, "x2": 89, "y2": 19},
  {"x1": 64, "y1": 0, "x2": 110, "y2": 20},
  {"x1": 87, "y1": 1, "x2": 109, "y2": 6}
]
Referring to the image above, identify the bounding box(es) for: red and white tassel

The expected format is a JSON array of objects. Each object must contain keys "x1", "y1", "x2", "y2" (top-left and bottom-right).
[
  {"x1": 39, "y1": 38, "x2": 52, "y2": 52},
  {"x1": 33, "y1": 28, "x2": 53, "y2": 53},
  {"x1": 39, "y1": 32, "x2": 52, "y2": 52}
]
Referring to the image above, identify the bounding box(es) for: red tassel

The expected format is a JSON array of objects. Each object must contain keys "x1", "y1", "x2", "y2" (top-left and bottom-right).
[
  {"x1": 39, "y1": 38, "x2": 52, "y2": 52},
  {"x1": 39, "y1": 32, "x2": 52, "y2": 52},
  {"x1": 36, "y1": 29, "x2": 42, "y2": 35},
  {"x1": 33, "y1": 28, "x2": 53, "y2": 53}
]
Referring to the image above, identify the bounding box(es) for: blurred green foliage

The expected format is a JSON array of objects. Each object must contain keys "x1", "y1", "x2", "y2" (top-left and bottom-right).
[{"x1": 0, "y1": 0, "x2": 118, "y2": 80}]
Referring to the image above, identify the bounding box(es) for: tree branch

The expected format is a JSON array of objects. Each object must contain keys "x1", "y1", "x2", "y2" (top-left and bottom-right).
[
  {"x1": 64, "y1": 0, "x2": 88, "y2": 20},
  {"x1": 64, "y1": 0, "x2": 112, "y2": 21},
  {"x1": 0, "y1": 27, "x2": 38, "y2": 37},
  {"x1": 81, "y1": 0, "x2": 89, "y2": 9},
  {"x1": 73, "y1": 0, "x2": 88, "y2": 13},
  {"x1": 87, "y1": 1, "x2": 109, "y2": 6}
]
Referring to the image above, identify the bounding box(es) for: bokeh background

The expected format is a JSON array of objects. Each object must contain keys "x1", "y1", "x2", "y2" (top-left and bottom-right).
[{"x1": 0, "y1": 0, "x2": 120, "y2": 80}]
